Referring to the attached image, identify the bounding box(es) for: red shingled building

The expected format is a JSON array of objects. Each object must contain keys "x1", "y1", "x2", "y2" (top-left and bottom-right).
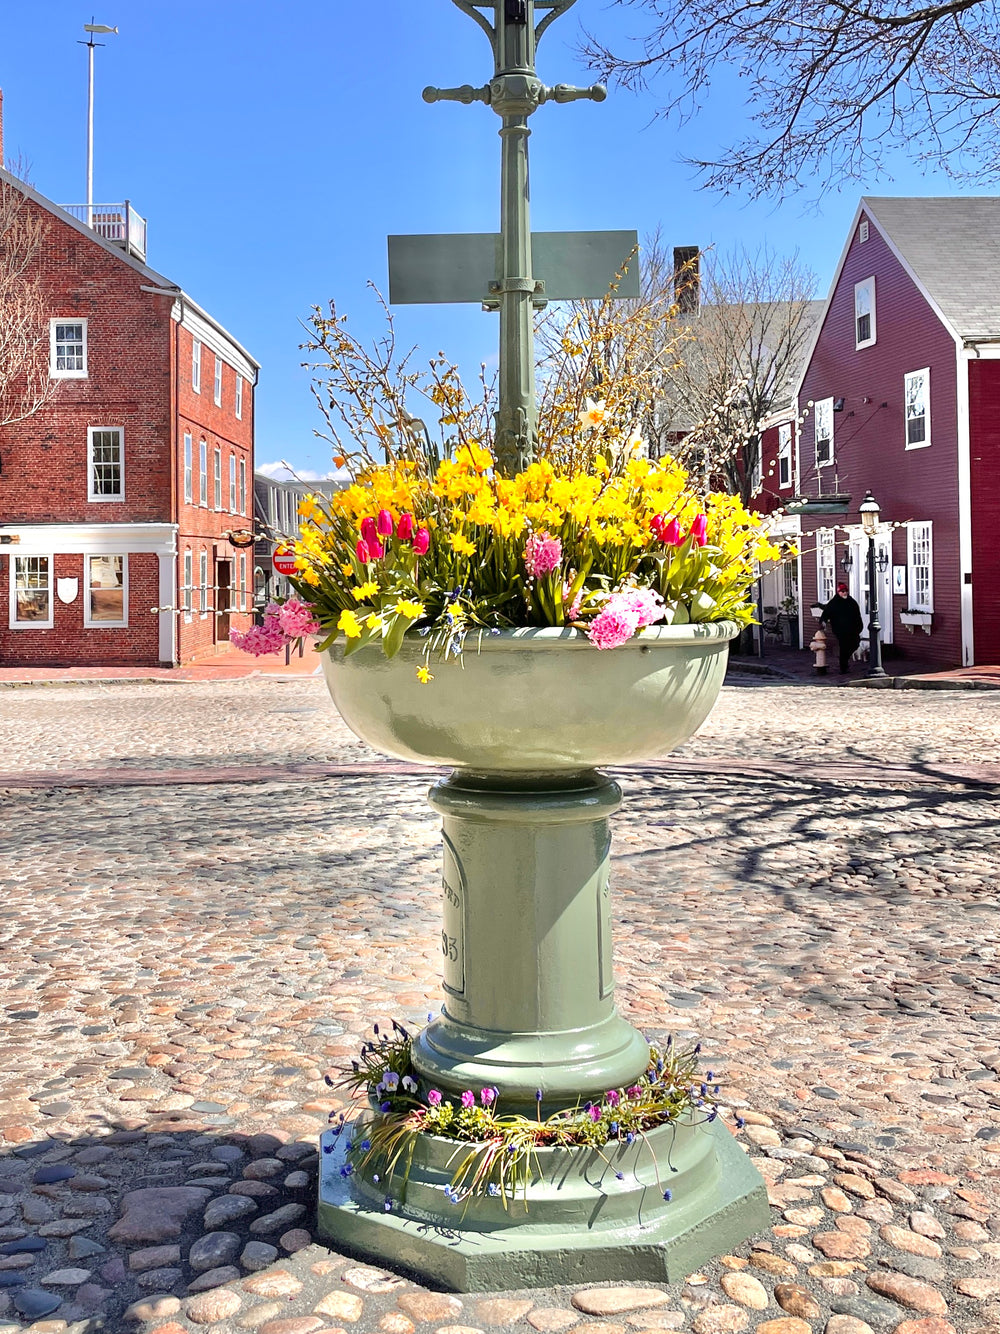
[{"x1": 0, "y1": 156, "x2": 259, "y2": 668}]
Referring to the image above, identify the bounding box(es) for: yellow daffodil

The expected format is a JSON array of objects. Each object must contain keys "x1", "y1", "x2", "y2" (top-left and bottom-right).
[
  {"x1": 450, "y1": 533, "x2": 476, "y2": 556},
  {"x1": 337, "y1": 608, "x2": 363, "y2": 639},
  {"x1": 395, "y1": 599, "x2": 426, "y2": 619},
  {"x1": 416, "y1": 665, "x2": 433, "y2": 684},
  {"x1": 352, "y1": 581, "x2": 379, "y2": 601},
  {"x1": 341, "y1": 563, "x2": 355, "y2": 579},
  {"x1": 365, "y1": 614, "x2": 381, "y2": 630},
  {"x1": 447, "y1": 601, "x2": 462, "y2": 616}
]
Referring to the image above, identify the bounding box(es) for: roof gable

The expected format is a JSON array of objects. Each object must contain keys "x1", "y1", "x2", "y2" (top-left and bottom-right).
[{"x1": 863, "y1": 196, "x2": 1000, "y2": 341}]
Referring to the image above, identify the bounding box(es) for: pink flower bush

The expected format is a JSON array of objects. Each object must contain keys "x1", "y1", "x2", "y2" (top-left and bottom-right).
[
  {"x1": 277, "y1": 598, "x2": 320, "y2": 638},
  {"x1": 523, "y1": 532, "x2": 562, "y2": 578}
]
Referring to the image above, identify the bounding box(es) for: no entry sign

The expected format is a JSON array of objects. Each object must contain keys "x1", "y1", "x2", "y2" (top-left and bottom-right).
[{"x1": 272, "y1": 547, "x2": 298, "y2": 577}]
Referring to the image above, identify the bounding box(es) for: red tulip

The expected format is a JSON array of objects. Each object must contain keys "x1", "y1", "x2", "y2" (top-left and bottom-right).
[
  {"x1": 689, "y1": 514, "x2": 708, "y2": 546},
  {"x1": 396, "y1": 512, "x2": 414, "y2": 541},
  {"x1": 662, "y1": 517, "x2": 683, "y2": 546},
  {"x1": 356, "y1": 539, "x2": 371, "y2": 563},
  {"x1": 412, "y1": 527, "x2": 430, "y2": 556},
  {"x1": 369, "y1": 540, "x2": 385, "y2": 560},
  {"x1": 360, "y1": 516, "x2": 379, "y2": 547},
  {"x1": 377, "y1": 509, "x2": 394, "y2": 537},
  {"x1": 649, "y1": 514, "x2": 664, "y2": 539}
]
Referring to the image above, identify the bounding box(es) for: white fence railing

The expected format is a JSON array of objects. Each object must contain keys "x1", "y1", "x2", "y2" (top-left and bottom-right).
[{"x1": 60, "y1": 201, "x2": 147, "y2": 261}]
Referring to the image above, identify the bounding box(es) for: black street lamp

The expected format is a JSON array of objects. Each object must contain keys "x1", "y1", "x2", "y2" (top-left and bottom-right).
[{"x1": 859, "y1": 491, "x2": 887, "y2": 678}]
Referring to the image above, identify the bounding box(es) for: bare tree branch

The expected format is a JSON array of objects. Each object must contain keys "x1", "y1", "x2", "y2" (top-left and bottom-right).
[
  {"x1": 0, "y1": 177, "x2": 56, "y2": 428},
  {"x1": 580, "y1": 0, "x2": 1000, "y2": 195}
]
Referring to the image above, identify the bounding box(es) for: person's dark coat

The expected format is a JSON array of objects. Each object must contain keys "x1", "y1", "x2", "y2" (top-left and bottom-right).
[{"x1": 821, "y1": 591, "x2": 864, "y2": 657}]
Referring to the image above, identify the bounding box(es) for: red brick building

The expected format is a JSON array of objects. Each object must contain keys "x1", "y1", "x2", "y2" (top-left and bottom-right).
[
  {"x1": 0, "y1": 164, "x2": 259, "y2": 667},
  {"x1": 749, "y1": 197, "x2": 1000, "y2": 668}
]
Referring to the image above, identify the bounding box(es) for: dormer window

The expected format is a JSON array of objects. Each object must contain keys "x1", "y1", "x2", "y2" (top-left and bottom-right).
[{"x1": 855, "y1": 277, "x2": 876, "y2": 349}]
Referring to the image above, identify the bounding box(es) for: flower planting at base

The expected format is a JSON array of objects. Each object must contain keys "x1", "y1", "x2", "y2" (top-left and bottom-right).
[{"x1": 324, "y1": 1020, "x2": 728, "y2": 1211}]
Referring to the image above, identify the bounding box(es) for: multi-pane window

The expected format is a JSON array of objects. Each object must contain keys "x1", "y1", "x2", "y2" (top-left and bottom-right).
[
  {"x1": 229, "y1": 455, "x2": 237, "y2": 512},
  {"x1": 904, "y1": 368, "x2": 930, "y2": 448},
  {"x1": 239, "y1": 458, "x2": 247, "y2": 515},
  {"x1": 907, "y1": 522, "x2": 934, "y2": 611},
  {"x1": 88, "y1": 427, "x2": 124, "y2": 500},
  {"x1": 192, "y1": 339, "x2": 202, "y2": 393},
  {"x1": 199, "y1": 440, "x2": 208, "y2": 506},
  {"x1": 183, "y1": 550, "x2": 193, "y2": 623},
  {"x1": 200, "y1": 550, "x2": 209, "y2": 614},
  {"x1": 214, "y1": 355, "x2": 223, "y2": 407},
  {"x1": 50, "y1": 319, "x2": 87, "y2": 377},
  {"x1": 778, "y1": 423, "x2": 793, "y2": 489},
  {"x1": 11, "y1": 556, "x2": 52, "y2": 627},
  {"x1": 855, "y1": 277, "x2": 876, "y2": 348},
  {"x1": 184, "y1": 432, "x2": 193, "y2": 503},
  {"x1": 86, "y1": 555, "x2": 126, "y2": 626},
  {"x1": 815, "y1": 398, "x2": 834, "y2": 467},
  {"x1": 235, "y1": 374, "x2": 243, "y2": 420},
  {"x1": 214, "y1": 447, "x2": 222, "y2": 510},
  {"x1": 817, "y1": 529, "x2": 836, "y2": 605}
]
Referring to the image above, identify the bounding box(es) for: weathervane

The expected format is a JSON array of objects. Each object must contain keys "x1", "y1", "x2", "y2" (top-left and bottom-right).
[{"x1": 389, "y1": 0, "x2": 638, "y2": 475}]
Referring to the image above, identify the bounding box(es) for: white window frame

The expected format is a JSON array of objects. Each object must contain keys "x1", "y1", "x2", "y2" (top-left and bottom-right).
[
  {"x1": 858, "y1": 220, "x2": 869, "y2": 244},
  {"x1": 229, "y1": 454, "x2": 237, "y2": 512},
  {"x1": 49, "y1": 318, "x2": 88, "y2": 379},
  {"x1": 183, "y1": 550, "x2": 193, "y2": 624},
  {"x1": 199, "y1": 550, "x2": 209, "y2": 616},
  {"x1": 9, "y1": 554, "x2": 53, "y2": 629},
  {"x1": 183, "y1": 432, "x2": 193, "y2": 504},
  {"x1": 239, "y1": 552, "x2": 247, "y2": 611},
  {"x1": 87, "y1": 426, "x2": 125, "y2": 502},
  {"x1": 778, "y1": 423, "x2": 793, "y2": 490},
  {"x1": 199, "y1": 440, "x2": 208, "y2": 507},
  {"x1": 214, "y1": 447, "x2": 222, "y2": 511},
  {"x1": 904, "y1": 368, "x2": 931, "y2": 450},
  {"x1": 235, "y1": 374, "x2": 243, "y2": 420},
  {"x1": 239, "y1": 457, "x2": 247, "y2": 515},
  {"x1": 192, "y1": 339, "x2": 202, "y2": 393},
  {"x1": 855, "y1": 276, "x2": 876, "y2": 349},
  {"x1": 83, "y1": 553, "x2": 128, "y2": 629},
  {"x1": 815, "y1": 398, "x2": 834, "y2": 468},
  {"x1": 749, "y1": 441, "x2": 762, "y2": 495},
  {"x1": 907, "y1": 521, "x2": 934, "y2": 612},
  {"x1": 816, "y1": 529, "x2": 836, "y2": 606},
  {"x1": 214, "y1": 354, "x2": 223, "y2": 407}
]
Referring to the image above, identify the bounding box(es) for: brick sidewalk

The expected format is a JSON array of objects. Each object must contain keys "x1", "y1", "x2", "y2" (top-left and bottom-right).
[{"x1": 0, "y1": 641, "x2": 325, "y2": 685}]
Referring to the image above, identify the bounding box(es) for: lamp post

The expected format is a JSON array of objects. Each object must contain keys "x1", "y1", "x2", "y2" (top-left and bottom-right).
[
  {"x1": 859, "y1": 490, "x2": 887, "y2": 678},
  {"x1": 80, "y1": 21, "x2": 118, "y2": 227}
]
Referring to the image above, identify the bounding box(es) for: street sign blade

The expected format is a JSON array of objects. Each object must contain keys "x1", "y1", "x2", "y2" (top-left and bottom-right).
[{"x1": 387, "y1": 230, "x2": 639, "y2": 305}]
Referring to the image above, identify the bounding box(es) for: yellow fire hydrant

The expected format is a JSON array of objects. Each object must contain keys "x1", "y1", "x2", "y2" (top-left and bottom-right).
[{"x1": 809, "y1": 624, "x2": 829, "y2": 675}]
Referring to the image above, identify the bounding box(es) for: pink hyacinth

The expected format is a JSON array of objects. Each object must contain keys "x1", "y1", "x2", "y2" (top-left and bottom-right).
[
  {"x1": 277, "y1": 598, "x2": 320, "y2": 638},
  {"x1": 587, "y1": 604, "x2": 640, "y2": 651},
  {"x1": 523, "y1": 531, "x2": 562, "y2": 578},
  {"x1": 377, "y1": 509, "x2": 394, "y2": 537},
  {"x1": 614, "y1": 587, "x2": 665, "y2": 628},
  {"x1": 229, "y1": 609, "x2": 289, "y2": 657},
  {"x1": 360, "y1": 516, "x2": 380, "y2": 547},
  {"x1": 689, "y1": 514, "x2": 708, "y2": 546},
  {"x1": 396, "y1": 512, "x2": 414, "y2": 541},
  {"x1": 412, "y1": 527, "x2": 430, "y2": 556}
]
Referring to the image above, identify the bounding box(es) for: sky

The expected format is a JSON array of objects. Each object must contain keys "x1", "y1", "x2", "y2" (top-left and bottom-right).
[{"x1": 1, "y1": 0, "x2": 988, "y2": 477}]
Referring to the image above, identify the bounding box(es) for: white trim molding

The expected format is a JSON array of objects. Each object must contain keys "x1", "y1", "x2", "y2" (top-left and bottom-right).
[
  {"x1": 957, "y1": 349, "x2": 975, "y2": 666},
  {"x1": 49, "y1": 317, "x2": 88, "y2": 379},
  {"x1": 0, "y1": 522, "x2": 177, "y2": 556},
  {"x1": 177, "y1": 304, "x2": 258, "y2": 384}
]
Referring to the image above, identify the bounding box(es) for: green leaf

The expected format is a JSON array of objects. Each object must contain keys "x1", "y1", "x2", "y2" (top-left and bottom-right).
[{"x1": 383, "y1": 613, "x2": 408, "y2": 660}]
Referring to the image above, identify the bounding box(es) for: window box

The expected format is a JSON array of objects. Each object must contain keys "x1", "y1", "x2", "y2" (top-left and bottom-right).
[{"x1": 900, "y1": 609, "x2": 933, "y2": 633}]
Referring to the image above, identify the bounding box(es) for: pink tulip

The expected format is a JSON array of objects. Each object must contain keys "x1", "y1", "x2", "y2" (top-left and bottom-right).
[
  {"x1": 661, "y1": 518, "x2": 683, "y2": 546},
  {"x1": 377, "y1": 509, "x2": 394, "y2": 537},
  {"x1": 689, "y1": 514, "x2": 708, "y2": 547},
  {"x1": 368, "y1": 540, "x2": 385, "y2": 560},
  {"x1": 360, "y1": 516, "x2": 379, "y2": 547},
  {"x1": 649, "y1": 514, "x2": 664, "y2": 539},
  {"x1": 412, "y1": 527, "x2": 430, "y2": 556},
  {"x1": 396, "y1": 512, "x2": 414, "y2": 541},
  {"x1": 356, "y1": 539, "x2": 371, "y2": 564}
]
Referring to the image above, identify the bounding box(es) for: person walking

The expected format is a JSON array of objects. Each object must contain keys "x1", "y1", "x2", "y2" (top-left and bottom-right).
[{"x1": 821, "y1": 583, "x2": 864, "y2": 674}]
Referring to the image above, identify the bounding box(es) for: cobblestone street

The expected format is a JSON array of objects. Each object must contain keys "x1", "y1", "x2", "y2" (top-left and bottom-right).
[{"x1": 0, "y1": 677, "x2": 999, "y2": 1334}]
